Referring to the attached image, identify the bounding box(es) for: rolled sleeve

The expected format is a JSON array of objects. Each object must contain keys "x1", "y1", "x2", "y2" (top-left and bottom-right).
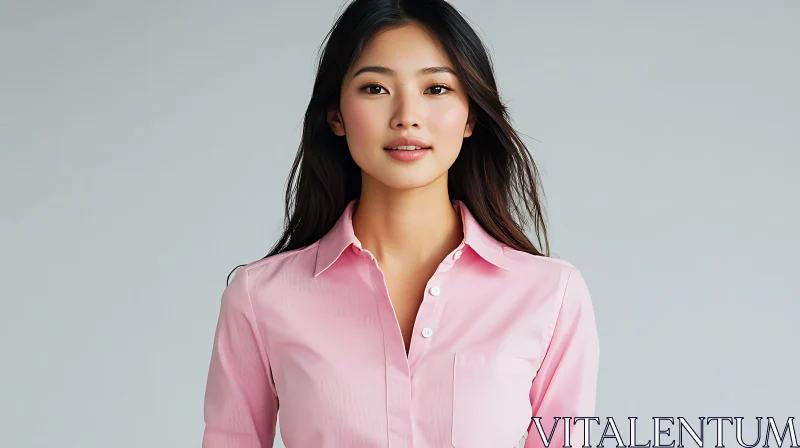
[
  {"x1": 525, "y1": 268, "x2": 600, "y2": 448},
  {"x1": 202, "y1": 266, "x2": 279, "y2": 448}
]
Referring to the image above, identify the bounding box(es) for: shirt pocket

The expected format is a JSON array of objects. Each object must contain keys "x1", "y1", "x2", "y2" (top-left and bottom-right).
[{"x1": 451, "y1": 351, "x2": 535, "y2": 448}]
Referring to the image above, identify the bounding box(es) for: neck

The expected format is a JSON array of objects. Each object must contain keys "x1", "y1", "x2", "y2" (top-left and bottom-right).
[{"x1": 352, "y1": 174, "x2": 463, "y2": 269}]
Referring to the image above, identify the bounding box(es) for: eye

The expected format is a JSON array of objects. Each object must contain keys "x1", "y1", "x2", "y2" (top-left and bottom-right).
[
  {"x1": 425, "y1": 84, "x2": 452, "y2": 95},
  {"x1": 360, "y1": 84, "x2": 388, "y2": 95}
]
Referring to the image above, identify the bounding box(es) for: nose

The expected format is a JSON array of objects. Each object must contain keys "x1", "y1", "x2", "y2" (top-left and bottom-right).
[{"x1": 390, "y1": 92, "x2": 422, "y2": 129}]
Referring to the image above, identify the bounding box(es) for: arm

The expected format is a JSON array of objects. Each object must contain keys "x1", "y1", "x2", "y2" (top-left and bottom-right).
[
  {"x1": 525, "y1": 268, "x2": 600, "y2": 448},
  {"x1": 202, "y1": 266, "x2": 279, "y2": 448}
]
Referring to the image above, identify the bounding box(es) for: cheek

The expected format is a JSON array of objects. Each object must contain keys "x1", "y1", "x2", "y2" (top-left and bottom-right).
[
  {"x1": 429, "y1": 101, "x2": 469, "y2": 138},
  {"x1": 341, "y1": 99, "x2": 383, "y2": 147}
]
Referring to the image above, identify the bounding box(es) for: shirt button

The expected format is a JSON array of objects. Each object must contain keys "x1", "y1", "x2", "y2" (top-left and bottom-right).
[
  {"x1": 453, "y1": 249, "x2": 462, "y2": 260},
  {"x1": 421, "y1": 327, "x2": 433, "y2": 338},
  {"x1": 429, "y1": 286, "x2": 441, "y2": 296}
]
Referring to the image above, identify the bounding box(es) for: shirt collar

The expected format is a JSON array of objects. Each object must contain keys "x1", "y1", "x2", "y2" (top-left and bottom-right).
[{"x1": 313, "y1": 199, "x2": 513, "y2": 277}]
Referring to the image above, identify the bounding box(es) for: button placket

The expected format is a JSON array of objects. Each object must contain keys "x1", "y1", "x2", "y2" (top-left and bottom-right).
[{"x1": 416, "y1": 283, "x2": 442, "y2": 345}]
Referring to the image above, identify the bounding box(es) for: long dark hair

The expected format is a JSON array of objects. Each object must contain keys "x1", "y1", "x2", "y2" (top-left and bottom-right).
[{"x1": 227, "y1": 0, "x2": 550, "y2": 285}]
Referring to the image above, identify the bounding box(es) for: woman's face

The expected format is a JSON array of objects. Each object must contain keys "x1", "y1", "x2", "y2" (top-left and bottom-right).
[{"x1": 328, "y1": 23, "x2": 475, "y2": 191}]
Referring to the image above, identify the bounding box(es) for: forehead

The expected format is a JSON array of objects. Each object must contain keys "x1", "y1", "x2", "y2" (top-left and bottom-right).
[{"x1": 354, "y1": 23, "x2": 452, "y2": 70}]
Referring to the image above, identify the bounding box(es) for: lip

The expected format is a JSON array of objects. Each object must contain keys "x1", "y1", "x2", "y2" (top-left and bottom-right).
[{"x1": 384, "y1": 137, "x2": 431, "y2": 149}]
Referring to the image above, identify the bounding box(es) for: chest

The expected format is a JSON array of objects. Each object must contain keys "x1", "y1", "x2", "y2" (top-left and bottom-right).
[{"x1": 258, "y1": 267, "x2": 553, "y2": 448}]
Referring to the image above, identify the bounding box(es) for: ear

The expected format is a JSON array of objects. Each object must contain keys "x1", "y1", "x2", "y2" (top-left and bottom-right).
[
  {"x1": 327, "y1": 109, "x2": 346, "y2": 136},
  {"x1": 463, "y1": 112, "x2": 476, "y2": 138}
]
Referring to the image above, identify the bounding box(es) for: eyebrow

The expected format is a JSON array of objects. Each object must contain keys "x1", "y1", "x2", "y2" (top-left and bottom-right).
[{"x1": 352, "y1": 65, "x2": 457, "y2": 78}]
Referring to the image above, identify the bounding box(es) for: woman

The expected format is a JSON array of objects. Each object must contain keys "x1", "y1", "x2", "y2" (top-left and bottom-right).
[{"x1": 202, "y1": 0, "x2": 599, "y2": 447}]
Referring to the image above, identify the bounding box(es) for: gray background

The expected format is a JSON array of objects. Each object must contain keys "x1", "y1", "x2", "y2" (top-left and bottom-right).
[{"x1": 1, "y1": 1, "x2": 798, "y2": 447}]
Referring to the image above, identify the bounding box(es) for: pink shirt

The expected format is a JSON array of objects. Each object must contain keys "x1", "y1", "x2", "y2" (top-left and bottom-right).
[{"x1": 202, "y1": 199, "x2": 600, "y2": 448}]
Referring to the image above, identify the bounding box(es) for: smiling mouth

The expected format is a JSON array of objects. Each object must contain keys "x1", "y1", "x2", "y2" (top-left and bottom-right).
[{"x1": 384, "y1": 146, "x2": 431, "y2": 151}]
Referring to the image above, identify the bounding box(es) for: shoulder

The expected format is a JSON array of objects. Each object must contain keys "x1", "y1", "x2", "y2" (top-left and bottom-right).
[
  {"x1": 229, "y1": 241, "x2": 321, "y2": 286},
  {"x1": 500, "y1": 246, "x2": 592, "y2": 302},
  {"x1": 501, "y1": 246, "x2": 580, "y2": 277}
]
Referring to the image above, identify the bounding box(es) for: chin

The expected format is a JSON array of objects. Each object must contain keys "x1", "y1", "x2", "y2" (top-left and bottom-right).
[{"x1": 373, "y1": 171, "x2": 444, "y2": 191}]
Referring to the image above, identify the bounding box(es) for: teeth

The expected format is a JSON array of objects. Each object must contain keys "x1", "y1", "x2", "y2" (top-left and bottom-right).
[{"x1": 390, "y1": 145, "x2": 422, "y2": 150}]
